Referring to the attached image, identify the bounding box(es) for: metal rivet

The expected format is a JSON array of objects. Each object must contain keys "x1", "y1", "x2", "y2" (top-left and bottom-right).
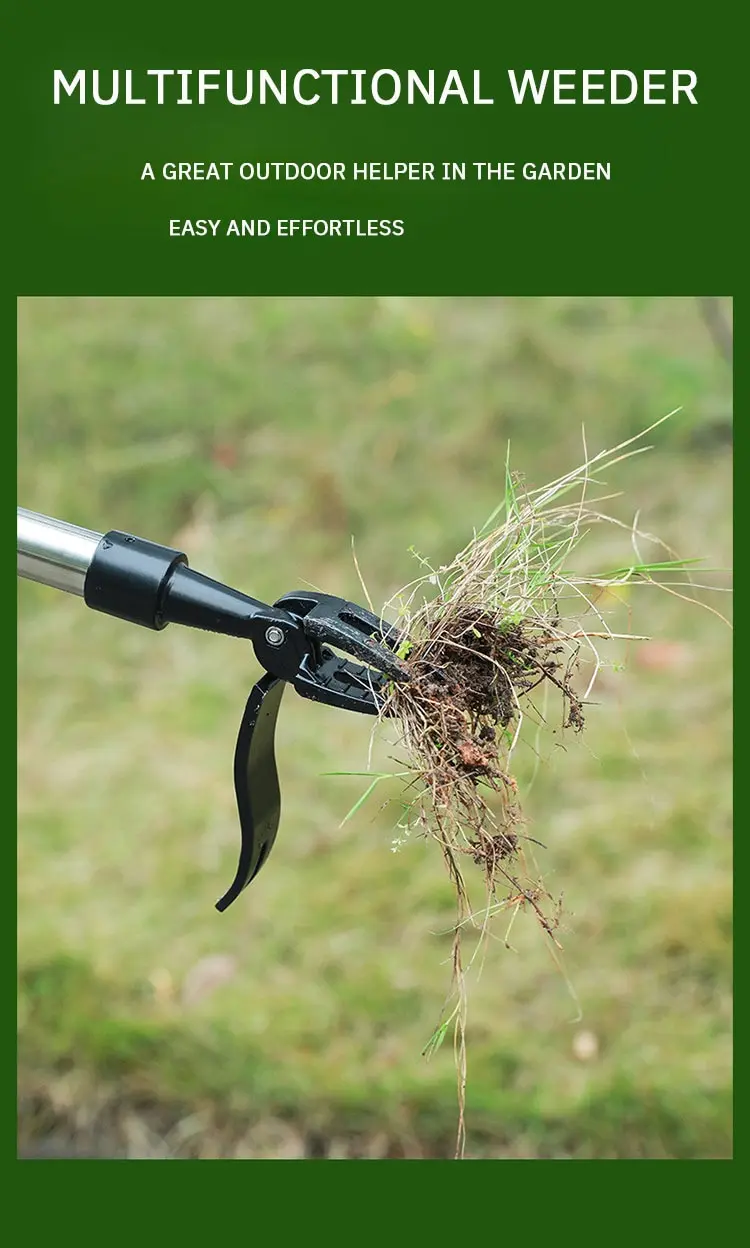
[{"x1": 265, "y1": 625, "x2": 285, "y2": 647}]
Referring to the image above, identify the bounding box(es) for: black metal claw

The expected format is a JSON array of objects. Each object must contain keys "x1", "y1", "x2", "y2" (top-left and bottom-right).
[
  {"x1": 274, "y1": 590, "x2": 407, "y2": 682},
  {"x1": 217, "y1": 590, "x2": 410, "y2": 910},
  {"x1": 295, "y1": 648, "x2": 388, "y2": 713}
]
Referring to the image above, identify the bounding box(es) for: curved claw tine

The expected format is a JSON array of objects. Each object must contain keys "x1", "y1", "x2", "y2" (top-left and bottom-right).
[
  {"x1": 337, "y1": 602, "x2": 404, "y2": 650},
  {"x1": 273, "y1": 591, "x2": 410, "y2": 682},
  {"x1": 304, "y1": 613, "x2": 408, "y2": 681},
  {"x1": 215, "y1": 674, "x2": 285, "y2": 912}
]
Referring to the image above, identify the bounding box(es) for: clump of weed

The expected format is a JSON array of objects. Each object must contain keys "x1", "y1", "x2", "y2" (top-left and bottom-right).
[
  {"x1": 366, "y1": 412, "x2": 729, "y2": 1156},
  {"x1": 387, "y1": 604, "x2": 583, "y2": 893}
]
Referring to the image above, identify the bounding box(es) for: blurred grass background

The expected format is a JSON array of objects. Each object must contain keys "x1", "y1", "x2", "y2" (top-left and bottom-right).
[{"x1": 17, "y1": 296, "x2": 732, "y2": 1159}]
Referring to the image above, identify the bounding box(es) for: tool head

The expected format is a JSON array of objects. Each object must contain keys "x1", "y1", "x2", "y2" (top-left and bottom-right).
[
  {"x1": 216, "y1": 590, "x2": 409, "y2": 911},
  {"x1": 274, "y1": 590, "x2": 408, "y2": 713}
]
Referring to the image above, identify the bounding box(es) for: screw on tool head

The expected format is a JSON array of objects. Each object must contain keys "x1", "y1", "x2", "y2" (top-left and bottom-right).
[{"x1": 265, "y1": 625, "x2": 285, "y2": 647}]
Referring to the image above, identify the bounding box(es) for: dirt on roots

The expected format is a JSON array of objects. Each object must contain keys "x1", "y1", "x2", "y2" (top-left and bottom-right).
[{"x1": 388, "y1": 604, "x2": 585, "y2": 895}]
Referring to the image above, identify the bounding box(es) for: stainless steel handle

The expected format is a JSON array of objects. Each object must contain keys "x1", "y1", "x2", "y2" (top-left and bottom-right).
[{"x1": 17, "y1": 508, "x2": 103, "y2": 596}]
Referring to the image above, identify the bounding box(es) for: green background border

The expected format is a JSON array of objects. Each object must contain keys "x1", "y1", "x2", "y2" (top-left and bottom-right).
[{"x1": 10, "y1": 0, "x2": 737, "y2": 1217}]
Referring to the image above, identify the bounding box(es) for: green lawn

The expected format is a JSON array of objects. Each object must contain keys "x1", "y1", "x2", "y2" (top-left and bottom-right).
[{"x1": 17, "y1": 296, "x2": 732, "y2": 1158}]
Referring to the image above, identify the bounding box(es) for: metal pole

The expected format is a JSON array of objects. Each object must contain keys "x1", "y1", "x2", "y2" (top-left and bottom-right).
[{"x1": 17, "y1": 508, "x2": 103, "y2": 596}]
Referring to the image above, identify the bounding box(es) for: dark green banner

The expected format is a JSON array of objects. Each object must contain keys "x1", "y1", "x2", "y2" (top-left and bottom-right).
[{"x1": 11, "y1": 3, "x2": 739, "y2": 293}]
